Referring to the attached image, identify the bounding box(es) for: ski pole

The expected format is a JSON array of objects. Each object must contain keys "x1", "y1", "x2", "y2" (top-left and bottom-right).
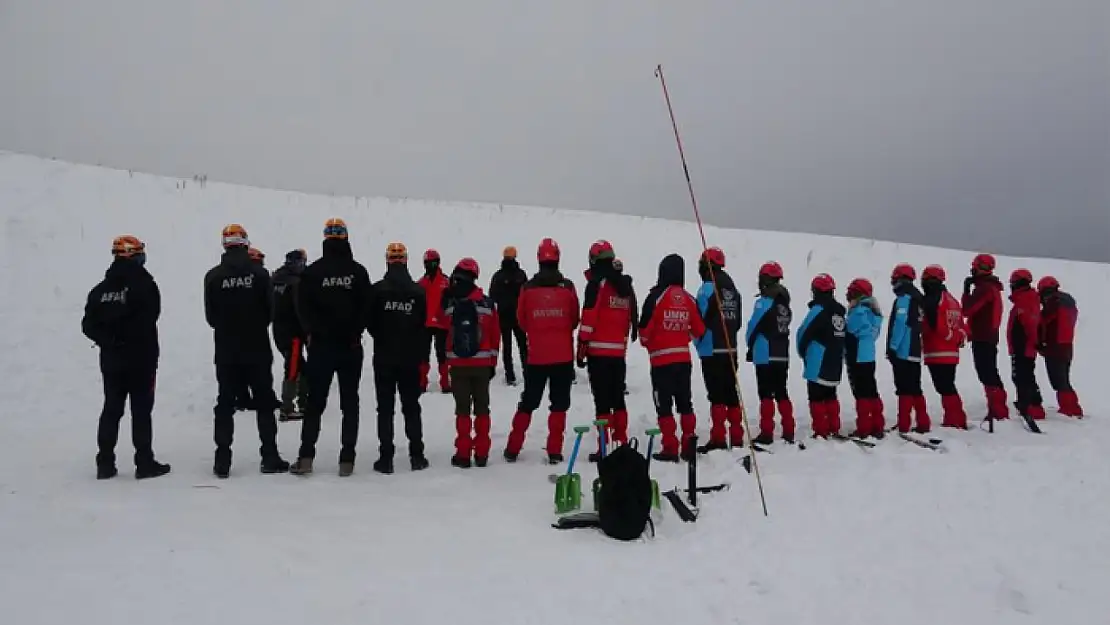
[{"x1": 687, "y1": 434, "x2": 698, "y2": 507}]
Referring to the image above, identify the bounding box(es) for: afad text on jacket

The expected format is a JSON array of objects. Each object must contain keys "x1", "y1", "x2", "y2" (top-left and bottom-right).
[
  {"x1": 82, "y1": 256, "x2": 162, "y2": 369},
  {"x1": 297, "y1": 238, "x2": 373, "y2": 345},
  {"x1": 203, "y1": 246, "x2": 274, "y2": 365},
  {"x1": 368, "y1": 263, "x2": 428, "y2": 367}
]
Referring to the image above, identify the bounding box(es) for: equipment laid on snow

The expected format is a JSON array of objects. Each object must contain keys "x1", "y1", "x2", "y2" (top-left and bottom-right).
[
  {"x1": 552, "y1": 435, "x2": 655, "y2": 541},
  {"x1": 644, "y1": 427, "x2": 661, "y2": 509},
  {"x1": 554, "y1": 425, "x2": 590, "y2": 514},
  {"x1": 663, "y1": 435, "x2": 729, "y2": 523},
  {"x1": 591, "y1": 419, "x2": 609, "y2": 510},
  {"x1": 897, "y1": 431, "x2": 947, "y2": 452}
]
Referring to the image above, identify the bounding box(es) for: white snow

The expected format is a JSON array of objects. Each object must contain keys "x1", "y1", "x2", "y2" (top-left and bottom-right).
[{"x1": 1, "y1": 151, "x2": 1108, "y2": 624}]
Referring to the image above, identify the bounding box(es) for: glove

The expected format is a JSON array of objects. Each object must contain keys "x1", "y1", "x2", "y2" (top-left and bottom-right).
[{"x1": 576, "y1": 341, "x2": 588, "y2": 369}]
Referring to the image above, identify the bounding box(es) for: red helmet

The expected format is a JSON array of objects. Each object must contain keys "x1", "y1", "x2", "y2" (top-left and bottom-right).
[
  {"x1": 891, "y1": 263, "x2": 916, "y2": 282},
  {"x1": 846, "y1": 277, "x2": 873, "y2": 298},
  {"x1": 1036, "y1": 275, "x2": 1060, "y2": 292},
  {"x1": 455, "y1": 257, "x2": 480, "y2": 278},
  {"x1": 700, "y1": 247, "x2": 726, "y2": 267},
  {"x1": 922, "y1": 264, "x2": 946, "y2": 282},
  {"x1": 811, "y1": 273, "x2": 836, "y2": 293},
  {"x1": 423, "y1": 249, "x2": 441, "y2": 262},
  {"x1": 758, "y1": 261, "x2": 784, "y2": 280},
  {"x1": 1009, "y1": 268, "x2": 1033, "y2": 286},
  {"x1": 972, "y1": 253, "x2": 996, "y2": 275},
  {"x1": 538, "y1": 238, "x2": 561, "y2": 263},
  {"x1": 588, "y1": 240, "x2": 615, "y2": 262}
]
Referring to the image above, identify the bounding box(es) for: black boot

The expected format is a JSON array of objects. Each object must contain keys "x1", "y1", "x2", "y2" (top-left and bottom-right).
[
  {"x1": 410, "y1": 454, "x2": 430, "y2": 471},
  {"x1": 96, "y1": 451, "x2": 117, "y2": 480},
  {"x1": 451, "y1": 455, "x2": 472, "y2": 469},
  {"x1": 136, "y1": 459, "x2": 171, "y2": 480},
  {"x1": 474, "y1": 456, "x2": 488, "y2": 467},
  {"x1": 373, "y1": 457, "x2": 394, "y2": 474},
  {"x1": 260, "y1": 453, "x2": 290, "y2": 474},
  {"x1": 652, "y1": 452, "x2": 680, "y2": 463},
  {"x1": 213, "y1": 448, "x2": 232, "y2": 479}
]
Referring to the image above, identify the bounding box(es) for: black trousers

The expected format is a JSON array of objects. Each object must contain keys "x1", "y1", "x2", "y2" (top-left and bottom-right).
[
  {"x1": 754, "y1": 363, "x2": 790, "y2": 401},
  {"x1": 971, "y1": 342, "x2": 1004, "y2": 388},
  {"x1": 587, "y1": 356, "x2": 627, "y2": 415},
  {"x1": 499, "y1": 318, "x2": 528, "y2": 376},
  {"x1": 373, "y1": 360, "x2": 424, "y2": 458},
  {"x1": 651, "y1": 362, "x2": 694, "y2": 417},
  {"x1": 700, "y1": 354, "x2": 740, "y2": 406},
  {"x1": 97, "y1": 358, "x2": 156, "y2": 468},
  {"x1": 847, "y1": 361, "x2": 879, "y2": 399},
  {"x1": 1045, "y1": 357, "x2": 1073, "y2": 392},
  {"x1": 300, "y1": 341, "x2": 363, "y2": 462},
  {"x1": 927, "y1": 363, "x2": 958, "y2": 395},
  {"x1": 518, "y1": 362, "x2": 574, "y2": 414},
  {"x1": 807, "y1": 381, "x2": 837, "y2": 401},
  {"x1": 214, "y1": 362, "x2": 280, "y2": 463},
  {"x1": 1011, "y1": 355, "x2": 1042, "y2": 410},
  {"x1": 275, "y1": 336, "x2": 307, "y2": 383},
  {"x1": 891, "y1": 359, "x2": 923, "y2": 396},
  {"x1": 423, "y1": 329, "x2": 448, "y2": 367}
]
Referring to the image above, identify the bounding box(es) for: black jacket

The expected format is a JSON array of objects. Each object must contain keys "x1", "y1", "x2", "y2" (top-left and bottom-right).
[
  {"x1": 81, "y1": 258, "x2": 161, "y2": 369},
  {"x1": 368, "y1": 264, "x2": 427, "y2": 366},
  {"x1": 887, "y1": 280, "x2": 924, "y2": 361},
  {"x1": 297, "y1": 239, "x2": 373, "y2": 345},
  {"x1": 204, "y1": 247, "x2": 274, "y2": 365},
  {"x1": 639, "y1": 254, "x2": 684, "y2": 331},
  {"x1": 797, "y1": 292, "x2": 846, "y2": 385},
  {"x1": 697, "y1": 268, "x2": 741, "y2": 355},
  {"x1": 271, "y1": 264, "x2": 305, "y2": 344},
  {"x1": 489, "y1": 258, "x2": 528, "y2": 322}
]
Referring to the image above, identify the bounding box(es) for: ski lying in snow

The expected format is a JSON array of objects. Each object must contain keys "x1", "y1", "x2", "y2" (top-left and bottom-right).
[
  {"x1": 663, "y1": 489, "x2": 698, "y2": 522},
  {"x1": 897, "y1": 432, "x2": 946, "y2": 452},
  {"x1": 831, "y1": 433, "x2": 877, "y2": 448}
]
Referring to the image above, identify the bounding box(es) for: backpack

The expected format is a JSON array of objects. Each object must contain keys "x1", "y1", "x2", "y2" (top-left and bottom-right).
[
  {"x1": 450, "y1": 297, "x2": 482, "y2": 358},
  {"x1": 596, "y1": 441, "x2": 653, "y2": 541}
]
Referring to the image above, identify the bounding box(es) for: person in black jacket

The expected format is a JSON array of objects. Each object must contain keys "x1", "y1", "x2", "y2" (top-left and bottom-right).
[
  {"x1": 367, "y1": 242, "x2": 429, "y2": 474},
  {"x1": 82, "y1": 235, "x2": 171, "y2": 480},
  {"x1": 692, "y1": 248, "x2": 742, "y2": 451},
  {"x1": 746, "y1": 262, "x2": 795, "y2": 444},
  {"x1": 290, "y1": 218, "x2": 373, "y2": 477},
  {"x1": 204, "y1": 224, "x2": 288, "y2": 478},
  {"x1": 272, "y1": 248, "x2": 308, "y2": 420},
  {"x1": 488, "y1": 245, "x2": 529, "y2": 385},
  {"x1": 795, "y1": 274, "x2": 847, "y2": 438}
]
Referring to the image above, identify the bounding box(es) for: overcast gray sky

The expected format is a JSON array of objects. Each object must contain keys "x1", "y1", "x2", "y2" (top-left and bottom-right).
[{"x1": 1, "y1": 0, "x2": 1107, "y2": 261}]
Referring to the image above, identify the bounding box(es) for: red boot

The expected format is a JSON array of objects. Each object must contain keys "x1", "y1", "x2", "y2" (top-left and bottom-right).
[
  {"x1": 809, "y1": 401, "x2": 829, "y2": 438},
  {"x1": 546, "y1": 412, "x2": 567, "y2": 459},
  {"x1": 756, "y1": 399, "x2": 776, "y2": 443},
  {"x1": 708, "y1": 405, "x2": 728, "y2": 446},
  {"x1": 825, "y1": 399, "x2": 842, "y2": 436},
  {"x1": 870, "y1": 397, "x2": 886, "y2": 436},
  {"x1": 656, "y1": 415, "x2": 680, "y2": 461},
  {"x1": 986, "y1": 386, "x2": 1010, "y2": 420},
  {"x1": 851, "y1": 399, "x2": 869, "y2": 437},
  {"x1": 611, "y1": 409, "x2": 630, "y2": 444},
  {"x1": 1058, "y1": 390, "x2": 1084, "y2": 417},
  {"x1": 912, "y1": 395, "x2": 931, "y2": 433},
  {"x1": 473, "y1": 414, "x2": 492, "y2": 461},
  {"x1": 453, "y1": 414, "x2": 473, "y2": 462},
  {"x1": 419, "y1": 362, "x2": 431, "y2": 393},
  {"x1": 438, "y1": 363, "x2": 451, "y2": 393},
  {"x1": 778, "y1": 399, "x2": 797, "y2": 443},
  {"x1": 941, "y1": 394, "x2": 968, "y2": 429},
  {"x1": 897, "y1": 396, "x2": 914, "y2": 433},
  {"x1": 679, "y1": 413, "x2": 697, "y2": 459},
  {"x1": 726, "y1": 405, "x2": 745, "y2": 446},
  {"x1": 503, "y1": 411, "x2": 532, "y2": 459},
  {"x1": 1027, "y1": 404, "x2": 1046, "y2": 420}
]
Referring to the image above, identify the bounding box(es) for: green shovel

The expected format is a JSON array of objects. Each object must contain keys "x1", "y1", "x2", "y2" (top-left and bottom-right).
[
  {"x1": 554, "y1": 425, "x2": 590, "y2": 514},
  {"x1": 645, "y1": 427, "x2": 662, "y2": 509},
  {"x1": 590, "y1": 419, "x2": 609, "y2": 511}
]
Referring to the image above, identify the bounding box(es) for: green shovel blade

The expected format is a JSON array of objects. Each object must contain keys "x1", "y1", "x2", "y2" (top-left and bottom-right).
[{"x1": 554, "y1": 473, "x2": 582, "y2": 514}]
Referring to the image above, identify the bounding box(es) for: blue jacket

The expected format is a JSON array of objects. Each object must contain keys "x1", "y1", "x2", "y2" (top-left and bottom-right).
[
  {"x1": 795, "y1": 295, "x2": 846, "y2": 386},
  {"x1": 845, "y1": 297, "x2": 883, "y2": 365},
  {"x1": 745, "y1": 284, "x2": 792, "y2": 365},
  {"x1": 887, "y1": 282, "x2": 924, "y2": 362},
  {"x1": 694, "y1": 270, "x2": 741, "y2": 358}
]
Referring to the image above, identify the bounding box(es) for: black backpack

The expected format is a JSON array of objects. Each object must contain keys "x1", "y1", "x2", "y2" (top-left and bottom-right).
[
  {"x1": 596, "y1": 441, "x2": 653, "y2": 541},
  {"x1": 450, "y1": 298, "x2": 482, "y2": 358}
]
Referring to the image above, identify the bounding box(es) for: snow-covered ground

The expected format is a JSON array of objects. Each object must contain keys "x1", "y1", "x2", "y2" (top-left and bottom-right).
[{"x1": 1, "y1": 151, "x2": 1107, "y2": 624}]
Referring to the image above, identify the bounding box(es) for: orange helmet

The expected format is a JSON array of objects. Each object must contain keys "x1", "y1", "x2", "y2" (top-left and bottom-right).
[
  {"x1": 503, "y1": 245, "x2": 518, "y2": 259},
  {"x1": 221, "y1": 224, "x2": 249, "y2": 248},
  {"x1": 385, "y1": 242, "x2": 408, "y2": 264},
  {"x1": 323, "y1": 218, "x2": 348, "y2": 240},
  {"x1": 111, "y1": 235, "x2": 145, "y2": 258},
  {"x1": 248, "y1": 247, "x2": 265, "y2": 263}
]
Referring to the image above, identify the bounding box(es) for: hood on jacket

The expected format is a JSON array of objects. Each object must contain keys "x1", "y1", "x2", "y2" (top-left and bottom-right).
[
  {"x1": 760, "y1": 282, "x2": 790, "y2": 304},
  {"x1": 531, "y1": 264, "x2": 567, "y2": 287},
  {"x1": 383, "y1": 262, "x2": 414, "y2": 284},
  {"x1": 852, "y1": 296, "x2": 883, "y2": 316},
  {"x1": 448, "y1": 269, "x2": 477, "y2": 299},
  {"x1": 322, "y1": 238, "x2": 353, "y2": 261},
  {"x1": 809, "y1": 291, "x2": 838, "y2": 309},
  {"x1": 221, "y1": 246, "x2": 254, "y2": 269},
  {"x1": 922, "y1": 280, "x2": 947, "y2": 296},
  {"x1": 893, "y1": 280, "x2": 923, "y2": 300},
  {"x1": 105, "y1": 255, "x2": 147, "y2": 280},
  {"x1": 500, "y1": 257, "x2": 521, "y2": 272},
  {"x1": 656, "y1": 254, "x2": 684, "y2": 288}
]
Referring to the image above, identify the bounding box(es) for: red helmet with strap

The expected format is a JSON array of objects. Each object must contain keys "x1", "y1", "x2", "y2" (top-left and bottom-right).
[
  {"x1": 759, "y1": 261, "x2": 784, "y2": 280},
  {"x1": 811, "y1": 273, "x2": 836, "y2": 293}
]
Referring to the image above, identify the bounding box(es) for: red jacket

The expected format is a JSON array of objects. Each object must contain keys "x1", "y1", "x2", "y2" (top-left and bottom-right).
[
  {"x1": 579, "y1": 278, "x2": 636, "y2": 358},
  {"x1": 1039, "y1": 291, "x2": 1077, "y2": 361},
  {"x1": 961, "y1": 275, "x2": 1003, "y2": 344},
  {"x1": 1007, "y1": 287, "x2": 1041, "y2": 358},
  {"x1": 517, "y1": 269, "x2": 580, "y2": 365},
  {"x1": 922, "y1": 290, "x2": 967, "y2": 365},
  {"x1": 418, "y1": 271, "x2": 450, "y2": 329},
  {"x1": 639, "y1": 285, "x2": 706, "y2": 367},
  {"x1": 443, "y1": 286, "x2": 500, "y2": 367}
]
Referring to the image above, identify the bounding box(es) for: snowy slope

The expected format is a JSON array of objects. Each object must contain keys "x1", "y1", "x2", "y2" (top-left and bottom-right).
[{"x1": 1, "y1": 151, "x2": 1108, "y2": 625}]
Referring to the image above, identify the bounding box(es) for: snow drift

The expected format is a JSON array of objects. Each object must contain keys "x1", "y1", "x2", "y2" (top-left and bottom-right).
[{"x1": 1, "y1": 151, "x2": 1108, "y2": 625}]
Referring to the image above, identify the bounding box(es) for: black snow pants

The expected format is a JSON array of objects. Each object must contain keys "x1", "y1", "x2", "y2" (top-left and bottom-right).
[
  {"x1": 971, "y1": 342, "x2": 1004, "y2": 388},
  {"x1": 891, "y1": 358, "x2": 924, "y2": 396},
  {"x1": 927, "y1": 363, "x2": 958, "y2": 395},
  {"x1": 586, "y1": 356, "x2": 627, "y2": 416},
  {"x1": 754, "y1": 362, "x2": 790, "y2": 401},
  {"x1": 97, "y1": 356, "x2": 157, "y2": 469},
  {"x1": 701, "y1": 353, "x2": 740, "y2": 407},
  {"x1": 1045, "y1": 357, "x2": 1074, "y2": 392},
  {"x1": 847, "y1": 361, "x2": 879, "y2": 400},
  {"x1": 518, "y1": 362, "x2": 574, "y2": 414},
  {"x1": 651, "y1": 362, "x2": 694, "y2": 417},
  {"x1": 213, "y1": 362, "x2": 280, "y2": 466},
  {"x1": 299, "y1": 340, "x2": 363, "y2": 462},
  {"x1": 1011, "y1": 354, "x2": 1043, "y2": 412},
  {"x1": 373, "y1": 359, "x2": 424, "y2": 459},
  {"x1": 499, "y1": 317, "x2": 528, "y2": 380}
]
